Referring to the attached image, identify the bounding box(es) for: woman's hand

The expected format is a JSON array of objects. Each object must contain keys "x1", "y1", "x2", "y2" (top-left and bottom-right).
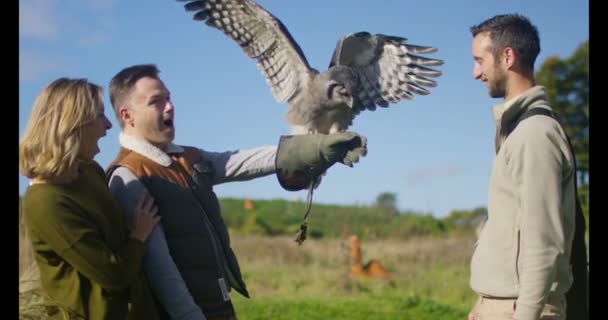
[{"x1": 129, "y1": 190, "x2": 160, "y2": 242}]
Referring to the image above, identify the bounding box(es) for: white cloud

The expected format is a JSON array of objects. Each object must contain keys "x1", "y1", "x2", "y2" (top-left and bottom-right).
[
  {"x1": 19, "y1": 51, "x2": 67, "y2": 82},
  {"x1": 78, "y1": 32, "x2": 111, "y2": 48},
  {"x1": 83, "y1": 0, "x2": 116, "y2": 11},
  {"x1": 19, "y1": 0, "x2": 58, "y2": 40},
  {"x1": 77, "y1": 0, "x2": 117, "y2": 48},
  {"x1": 20, "y1": 0, "x2": 116, "y2": 45},
  {"x1": 404, "y1": 164, "x2": 465, "y2": 187}
]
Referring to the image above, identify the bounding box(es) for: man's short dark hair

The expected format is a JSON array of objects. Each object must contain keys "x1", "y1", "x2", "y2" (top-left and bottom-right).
[
  {"x1": 470, "y1": 14, "x2": 540, "y2": 71},
  {"x1": 109, "y1": 64, "x2": 160, "y2": 126}
]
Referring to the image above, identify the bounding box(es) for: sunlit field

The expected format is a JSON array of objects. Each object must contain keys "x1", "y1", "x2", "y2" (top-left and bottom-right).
[{"x1": 20, "y1": 232, "x2": 477, "y2": 320}]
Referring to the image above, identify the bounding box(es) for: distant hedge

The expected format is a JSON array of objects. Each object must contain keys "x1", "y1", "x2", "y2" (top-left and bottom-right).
[{"x1": 219, "y1": 198, "x2": 483, "y2": 240}]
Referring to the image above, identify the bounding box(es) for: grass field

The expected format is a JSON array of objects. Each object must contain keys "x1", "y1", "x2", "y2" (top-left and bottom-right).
[
  {"x1": 229, "y1": 234, "x2": 477, "y2": 320},
  {"x1": 20, "y1": 233, "x2": 478, "y2": 319}
]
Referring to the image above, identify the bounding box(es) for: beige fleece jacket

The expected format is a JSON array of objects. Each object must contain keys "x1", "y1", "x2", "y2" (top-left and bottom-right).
[{"x1": 470, "y1": 85, "x2": 576, "y2": 320}]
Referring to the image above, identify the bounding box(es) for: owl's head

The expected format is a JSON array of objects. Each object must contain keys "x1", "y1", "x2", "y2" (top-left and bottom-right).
[{"x1": 325, "y1": 66, "x2": 359, "y2": 108}]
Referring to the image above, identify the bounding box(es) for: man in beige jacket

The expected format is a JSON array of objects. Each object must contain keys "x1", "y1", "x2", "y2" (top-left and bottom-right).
[{"x1": 467, "y1": 14, "x2": 577, "y2": 320}]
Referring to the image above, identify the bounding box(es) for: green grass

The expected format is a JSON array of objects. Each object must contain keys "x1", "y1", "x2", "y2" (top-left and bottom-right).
[
  {"x1": 21, "y1": 224, "x2": 478, "y2": 320},
  {"x1": 233, "y1": 294, "x2": 468, "y2": 320},
  {"x1": 226, "y1": 234, "x2": 476, "y2": 320}
]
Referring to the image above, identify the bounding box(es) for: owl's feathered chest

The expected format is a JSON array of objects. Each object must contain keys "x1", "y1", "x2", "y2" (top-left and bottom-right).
[
  {"x1": 284, "y1": 71, "x2": 355, "y2": 133},
  {"x1": 286, "y1": 98, "x2": 353, "y2": 134}
]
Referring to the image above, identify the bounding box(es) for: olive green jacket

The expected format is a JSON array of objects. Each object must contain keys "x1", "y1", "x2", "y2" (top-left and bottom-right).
[{"x1": 21, "y1": 160, "x2": 160, "y2": 320}]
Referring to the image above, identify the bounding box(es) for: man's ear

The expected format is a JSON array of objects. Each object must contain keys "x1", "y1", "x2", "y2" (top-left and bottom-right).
[
  {"x1": 502, "y1": 47, "x2": 516, "y2": 69},
  {"x1": 119, "y1": 106, "x2": 134, "y2": 127}
]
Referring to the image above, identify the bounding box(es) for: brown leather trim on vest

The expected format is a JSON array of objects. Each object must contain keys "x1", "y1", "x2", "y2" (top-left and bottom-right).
[
  {"x1": 106, "y1": 146, "x2": 202, "y2": 188},
  {"x1": 106, "y1": 145, "x2": 248, "y2": 318}
]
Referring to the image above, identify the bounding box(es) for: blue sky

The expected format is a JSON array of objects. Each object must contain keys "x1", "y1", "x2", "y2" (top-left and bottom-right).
[{"x1": 19, "y1": 0, "x2": 589, "y2": 218}]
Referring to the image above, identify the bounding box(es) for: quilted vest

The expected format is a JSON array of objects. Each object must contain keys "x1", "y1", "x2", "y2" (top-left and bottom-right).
[{"x1": 107, "y1": 146, "x2": 249, "y2": 318}]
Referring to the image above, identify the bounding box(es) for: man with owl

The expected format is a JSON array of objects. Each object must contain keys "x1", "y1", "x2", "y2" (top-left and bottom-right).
[{"x1": 105, "y1": 64, "x2": 367, "y2": 320}]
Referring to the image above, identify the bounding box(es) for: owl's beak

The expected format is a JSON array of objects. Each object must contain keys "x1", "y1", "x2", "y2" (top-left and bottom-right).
[
  {"x1": 345, "y1": 94, "x2": 354, "y2": 109},
  {"x1": 339, "y1": 87, "x2": 354, "y2": 109},
  {"x1": 327, "y1": 81, "x2": 354, "y2": 108}
]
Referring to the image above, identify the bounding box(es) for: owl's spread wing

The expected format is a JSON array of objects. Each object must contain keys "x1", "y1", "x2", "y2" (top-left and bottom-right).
[
  {"x1": 329, "y1": 31, "x2": 443, "y2": 115},
  {"x1": 178, "y1": 0, "x2": 313, "y2": 103}
]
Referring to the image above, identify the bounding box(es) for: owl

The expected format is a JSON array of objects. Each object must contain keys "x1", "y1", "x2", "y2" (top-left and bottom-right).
[{"x1": 175, "y1": 0, "x2": 444, "y2": 135}]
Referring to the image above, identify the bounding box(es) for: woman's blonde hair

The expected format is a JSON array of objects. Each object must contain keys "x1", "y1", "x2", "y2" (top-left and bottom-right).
[{"x1": 19, "y1": 78, "x2": 104, "y2": 181}]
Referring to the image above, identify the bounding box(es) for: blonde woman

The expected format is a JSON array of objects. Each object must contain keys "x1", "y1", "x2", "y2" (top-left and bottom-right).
[{"x1": 19, "y1": 78, "x2": 161, "y2": 320}]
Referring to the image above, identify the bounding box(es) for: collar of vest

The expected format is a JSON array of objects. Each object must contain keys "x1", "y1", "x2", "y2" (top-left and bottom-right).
[{"x1": 119, "y1": 132, "x2": 185, "y2": 167}]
